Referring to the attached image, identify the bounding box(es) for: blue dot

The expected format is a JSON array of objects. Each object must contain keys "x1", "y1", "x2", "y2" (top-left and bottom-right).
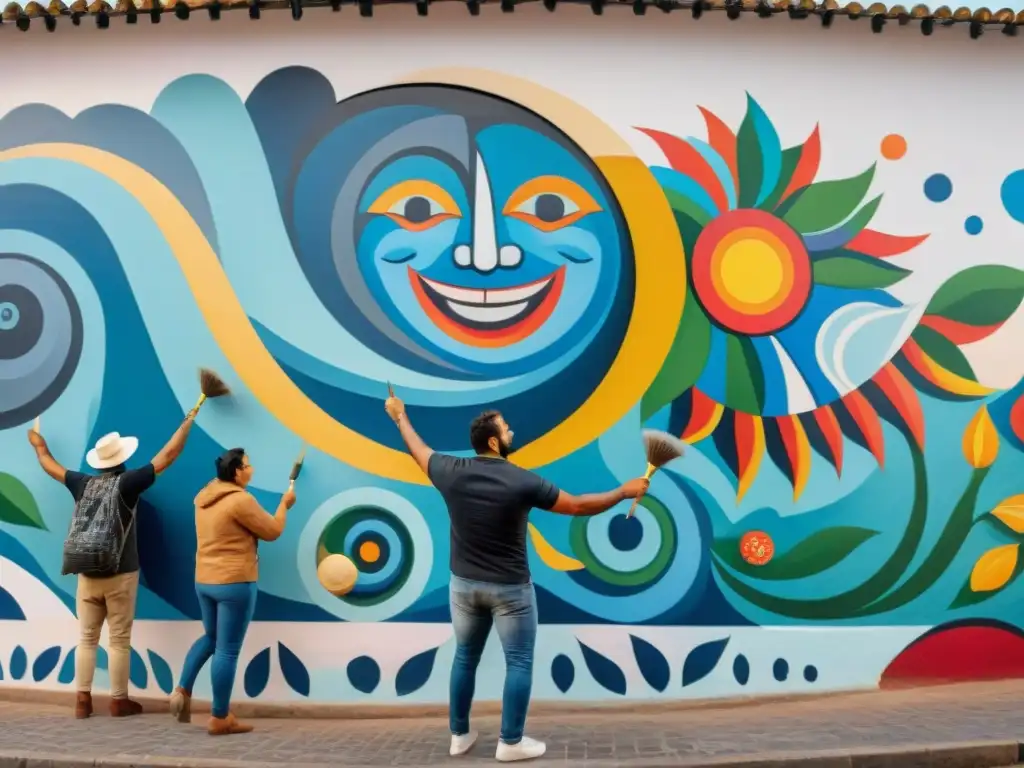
[
  {"x1": 803, "y1": 664, "x2": 818, "y2": 683},
  {"x1": 923, "y1": 173, "x2": 952, "y2": 203},
  {"x1": 1001, "y1": 169, "x2": 1024, "y2": 224},
  {"x1": 965, "y1": 216, "x2": 983, "y2": 235},
  {"x1": 732, "y1": 654, "x2": 750, "y2": 685},
  {"x1": 608, "y1": 514, "x2": 643, "y2": 552},
  {"x1": 772, "y1": 658, "x2": 789, "y2": 681}
]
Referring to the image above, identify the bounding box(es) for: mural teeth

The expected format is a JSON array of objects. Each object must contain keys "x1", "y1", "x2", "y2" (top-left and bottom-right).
[
  {"x1": 485, "y1": 279, "x2": 550, "y2": 304},
  {"x1": 446, "y1": 300, "x2": 529, "y2": 323},
  {"x1": 421, "y1": 278, "x2": 484, "y2": 303}
]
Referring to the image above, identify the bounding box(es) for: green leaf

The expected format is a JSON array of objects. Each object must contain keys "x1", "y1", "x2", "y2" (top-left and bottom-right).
[
  {"x1": 782, "y1": 165, "x2": 876, "y2": 235},
  {"x1": 670, "y1": 209, "x2": 706, "y2": 256},
  {"x1": 0, "y1": 473, "x2": 47, "y2": 531},
  {"x1": 925, "y1": 265, "x2": 1024, "y2": 326},
  {"x1": 642, "y1": 287, "x2": 712, "y2": 421},
  {"x1": 736, "y1": 96, "x2": 763, "y2": 209},
  {"x1": 761, "y1": 145, "x2": 802, "y2": 211},
  {"x1": 812, "y1": 251, "x2": 912, "y2": 290},
  {"x1": 836, "y1": 195, "x2": 882, "y2": 237},
  {"x1": 724, "y1": 334, "x2": 764, "y2": 414},
  {"x1": 911, "y1": 325, "x2": 976, "y2": 381},
  {"x1": 663, "y1": 189, "x2": 711, "y2": 228},
  {"x1": 712, "y1": 526, "x2": 880, "y2": 581}
]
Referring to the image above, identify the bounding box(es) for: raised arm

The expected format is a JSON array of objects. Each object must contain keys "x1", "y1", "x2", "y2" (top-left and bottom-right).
[
  {"x1": 385, "y1": 395, "x2": 433, "y2": 475},
  {"x1": 234, "y1": 491, "x2": 295, "y2": 542},
  {"x1": 548, "y1": 477, "x2": 649, "y2": 517},
  {"x1": 151, "y1": 412, "x2": 196, "y2": 475},
  {"x1": 27, "y1": 429, "x2": 67, "y2": 483}
]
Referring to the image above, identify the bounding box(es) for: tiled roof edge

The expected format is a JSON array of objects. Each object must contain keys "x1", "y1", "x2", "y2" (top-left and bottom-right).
[{"x1": 1, "y1": 0, "x2": 1021, "y2": 35}]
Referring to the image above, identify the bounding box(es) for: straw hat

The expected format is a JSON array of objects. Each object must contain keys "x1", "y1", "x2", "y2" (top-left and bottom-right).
[{"x1": 86, "y1": 432, "x2": 139, "y2": 470}]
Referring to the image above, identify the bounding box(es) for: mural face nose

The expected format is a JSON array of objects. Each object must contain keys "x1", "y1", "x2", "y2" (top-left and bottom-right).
[{"x1": 452, "y1": 153, "x2": 522, "y2": 272}]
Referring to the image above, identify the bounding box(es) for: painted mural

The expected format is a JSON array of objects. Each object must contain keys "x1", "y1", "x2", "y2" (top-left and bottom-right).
[{"x1": 1, "y1": 63, "x2": 1024, "y2": 705}]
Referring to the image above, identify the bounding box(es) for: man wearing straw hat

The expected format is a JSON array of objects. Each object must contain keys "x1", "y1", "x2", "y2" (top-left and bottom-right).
[
  {"x1": 27, "y1": 414, "x2": 196, "y2": 719},
  {"x1": 384, "y1": 393, "x2": 648, "y2": 762}
]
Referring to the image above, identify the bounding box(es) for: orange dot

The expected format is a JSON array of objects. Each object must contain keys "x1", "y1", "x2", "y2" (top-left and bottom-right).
[
  {"x1": 880, "y1": 134, "x2": 907, "y2": 161},
  {"x1": 358, "y1": 541, "x2": 381, "y2": 563},
  {"x1": 740, "y1": 530, "x2": 774, "y2": 566}
]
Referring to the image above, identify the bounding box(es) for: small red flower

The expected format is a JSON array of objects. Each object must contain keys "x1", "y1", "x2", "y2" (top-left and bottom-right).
[{"x1": 740, "y1": 531, "x2": 774, "y2": 566}]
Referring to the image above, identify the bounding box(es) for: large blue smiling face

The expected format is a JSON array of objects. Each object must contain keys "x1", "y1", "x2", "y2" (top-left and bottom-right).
[{"x1": 354, "y1": 122, "x2": 623, "y2": 371}]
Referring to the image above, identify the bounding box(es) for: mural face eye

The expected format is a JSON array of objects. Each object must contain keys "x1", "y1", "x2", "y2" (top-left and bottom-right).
[
  {"x1": 367, "y1": 180, "x2": 463, "y2": 232},
  {"x1": 504, "y1": 175, "x2": 602, "y2": 232}
]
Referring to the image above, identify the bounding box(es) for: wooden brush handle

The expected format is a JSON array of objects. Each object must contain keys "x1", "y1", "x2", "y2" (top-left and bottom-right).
[{"x1": 626, "y1": 464, "x2": 657, "y2": 519}]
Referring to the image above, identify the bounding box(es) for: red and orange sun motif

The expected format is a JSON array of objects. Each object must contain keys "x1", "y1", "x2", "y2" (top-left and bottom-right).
[{"x1": 691, "y1": 209, "x2": 812, "y2": 336}]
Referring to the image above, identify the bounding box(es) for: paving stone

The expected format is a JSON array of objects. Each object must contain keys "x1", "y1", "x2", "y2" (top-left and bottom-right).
[{"x1": 0, "y1": 682, "x2": 1021, "y2": 766}]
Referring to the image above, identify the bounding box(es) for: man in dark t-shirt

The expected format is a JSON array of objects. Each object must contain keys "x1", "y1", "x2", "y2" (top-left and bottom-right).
[
  {"x1": 385, "y1": 394, "x2": 647, "y2": 762},
  {"x1": 28, "y1": 415, "x2": 196, "y2": 720}
]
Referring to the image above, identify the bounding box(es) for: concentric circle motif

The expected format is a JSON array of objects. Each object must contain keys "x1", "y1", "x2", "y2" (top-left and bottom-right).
[
  {"x1": 0, "y1": 254, "x2": 84, "y2": 429},
  {"x1": 317, "y1": 505, "x2": 415, "y2": 608},
  {"x1": 300, "y1": 488, "x2": 432, "y2": 622},
  {"x1": 740, "y1": 530, "x2": 774, "y2": 566},
  {"x1": 691, "y1": 209, "x2": 811, "y2": 336},
  {"x1": 568, "y1": 494, "x2": 676, "y2": 594}
]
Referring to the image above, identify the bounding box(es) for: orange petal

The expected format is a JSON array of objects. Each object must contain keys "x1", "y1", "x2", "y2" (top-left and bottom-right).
[
  {"x1": 992, "y1": 494, "x2": 1024, "y2": 534},
  {"x1": 873, "y1": 363, "x2": 925, "y2": 449},
  {"x1": 777, "y1": 415, "x2": 812, "y2": 501},
  {"x1": 681, "y1": 389, "x2": 724, "y2": 444},
  {"x1": 970, "y1": 543, "x2": 1018, "y2": 592},
  {"x1": 734, "y1": 412, "x2": 766, "y2": 502},
  {"x1": 698, "y1": 106, "x2": 739, "y2": 194},
  {"x1": 636, "y1": 127, "x2": 730, "y2": 214},
  {"x1": 1011, "y1": 393, "x2": 1024, "y2": 444},
  {"x1": 778, "y1": 124, "x2": 820, "y2": 204},
  {"x1": 812, "y1": 407, "x2": 845, "y2": 477},
  {"x1": 841, "y1": 389, "x2": 885, "y2": 467}
]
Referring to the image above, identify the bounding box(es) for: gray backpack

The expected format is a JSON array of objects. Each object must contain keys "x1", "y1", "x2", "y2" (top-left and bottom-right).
[{"x1": 61, "y1": 473, "x2": 135, "y2": 577}]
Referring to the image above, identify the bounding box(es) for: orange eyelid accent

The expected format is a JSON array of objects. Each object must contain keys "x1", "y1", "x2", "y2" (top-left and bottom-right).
[
  {"x1": 502, "y1": 175, "x2": 603, "y2": 218},
  {"x1": 366, "y1": 179, "x2": 463, "y2": 218},
  {"x1": 382, "y1": 212, "x2": 458, "y2": 232}
]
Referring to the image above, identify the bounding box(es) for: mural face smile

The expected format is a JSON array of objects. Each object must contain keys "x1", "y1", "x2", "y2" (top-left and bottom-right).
[{"x1": 410, "y1": 266, "x2": 566, "y2": 346}]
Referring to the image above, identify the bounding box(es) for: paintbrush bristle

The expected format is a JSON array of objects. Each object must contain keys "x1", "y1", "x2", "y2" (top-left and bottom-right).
[
  {"x1": 642, "y1": 429, "x2": 685, "y2": 469},
  {"x1": 289, "y1": 447, "x2": 306, "y2": 481},
  {"x1": 199, "y1": 368, "x2": 230, "y2": 398}
]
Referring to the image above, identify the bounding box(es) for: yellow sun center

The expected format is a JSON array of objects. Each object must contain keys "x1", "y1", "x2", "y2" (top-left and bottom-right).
[
  {"x1": 358, "y1": 541, "x2": 381, "y2": 563},
  {"x1": 718, "y1": 238, "x2": 786, "y2": 305}
]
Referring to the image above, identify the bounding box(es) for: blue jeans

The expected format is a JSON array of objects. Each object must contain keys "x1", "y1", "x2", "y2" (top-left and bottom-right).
[
  {"x1": 177, "y1": 582, "x2": 257, "y2": 718},
  {"x1": 449, "y1": 575, "x2": 537, "y2": 745}
]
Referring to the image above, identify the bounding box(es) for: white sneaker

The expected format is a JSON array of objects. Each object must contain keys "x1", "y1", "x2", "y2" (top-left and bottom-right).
[
  {"x1": 496, "y1": 735, "x2": 546, "y2": 762},
  {"x1": 450, "y1": 731, "x2": 478, "y2": 756}
]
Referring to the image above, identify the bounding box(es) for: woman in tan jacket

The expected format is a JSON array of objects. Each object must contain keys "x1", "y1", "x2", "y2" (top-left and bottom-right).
[{"x1": 168, "y1": 447, "x2": 296, "y2": 735}]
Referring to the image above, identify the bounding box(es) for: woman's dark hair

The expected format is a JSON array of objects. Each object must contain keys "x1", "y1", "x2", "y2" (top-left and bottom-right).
[
  {"x1": 215, "y1": 447, "x2": 246, "y2": 483},
  {"x1": 469, "y1": 411, "x2": 502, "y2": 455}
]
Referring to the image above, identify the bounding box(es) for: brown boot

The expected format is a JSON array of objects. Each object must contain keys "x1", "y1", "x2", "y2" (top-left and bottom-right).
[
  {"x1": 169, "y1": 686, "x2": 191, "y2": 724},
  {"x1": 109, "y1": 697, "x2": 143, "y2": 717},
  {"x1": 208, "y1": 712, "x2": 253, "y2": 736},
  {"x1": 74, "y1": 692, "x2": 93, "y2": 719}
]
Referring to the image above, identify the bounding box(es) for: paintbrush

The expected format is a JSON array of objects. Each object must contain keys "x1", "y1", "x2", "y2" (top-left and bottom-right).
[
  {"x1": 288, "y1": 446, "x2": 306, "y2": 491},
  {"x1": 190, "y1": 368, "x2": 231, "y2": 417},
  {"x1": 626, "y1": 430, "x2": 685, "y2": 518}
]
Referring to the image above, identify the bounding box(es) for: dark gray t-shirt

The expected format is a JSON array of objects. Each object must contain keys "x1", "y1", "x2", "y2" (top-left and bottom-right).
[
  {"x1": 427, "y1": 453, "x2": 560, "y2": 585},
  {"x1": 64, "y1": 464, "x2": 156, "y2": 575}
]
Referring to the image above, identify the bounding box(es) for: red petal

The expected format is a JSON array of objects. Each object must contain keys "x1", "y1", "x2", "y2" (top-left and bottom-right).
[
  {"x1": 846, "y1": 229, "x2": 929, "y2": 258},
  {"x1": 734, "y1": 412, "x2": 765, "y2": 502},
  {"x1": 873, "y1": 363, "x2": 925, "y2": 449},
  {"x1": 776, "y1": 415, "x2": 811, "y2": 501},
  {"x1": 680, "y1": 389, "x2": 724, "y2": 444},
  {"x1": 698, "y1": 106, "x2": 739, "y2": 195},
  {"x1": 841, "y1": 389, "x2": 885, "y2": 467},
  {"x1": 1011, "y1": 393, "x2": 1024, "y2": 444},
  {"x1": 778, "y1": 124, "x2": 820, "y2": 204},
  {"x1": 637, "y1": 127, "x2": 730, "y2": 214},
  {"x1": 813, "y1": 407, "x2": 844, "y2": 477},
  {"x1": 920, "y1": 314, "x2": 1003, "y2": 345}
]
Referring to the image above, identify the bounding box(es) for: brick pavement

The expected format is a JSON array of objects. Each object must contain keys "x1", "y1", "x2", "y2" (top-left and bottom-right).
[{"x1": 0, "y1": 681, "x2": 1022, "y2": 767}]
